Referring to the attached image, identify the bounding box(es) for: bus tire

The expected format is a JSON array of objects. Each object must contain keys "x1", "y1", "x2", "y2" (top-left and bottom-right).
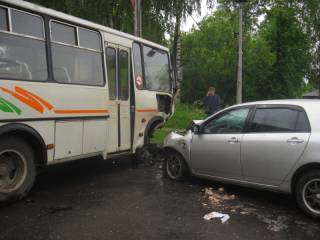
[{"x1": 0, "y1": 137, "x2": 36, "y2": 206}]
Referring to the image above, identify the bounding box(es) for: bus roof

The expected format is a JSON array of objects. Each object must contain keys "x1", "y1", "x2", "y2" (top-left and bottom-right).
[{"x1": 1, "y1": 0, "x2": 169, "y2": 51}]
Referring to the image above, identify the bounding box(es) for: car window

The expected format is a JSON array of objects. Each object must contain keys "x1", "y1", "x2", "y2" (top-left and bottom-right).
[
  {"x1": 250, "y1": 108, "x2": 308, "y2": 132},
  {"x1": 295, "y1": 111, "x2": 310, "y2": 132},
  {"x1": 0, "y1": 7, "x2": 8, "y2": 31},
  {"x1": 203, "y1": 108, "x2": 249, "y2": 134}
]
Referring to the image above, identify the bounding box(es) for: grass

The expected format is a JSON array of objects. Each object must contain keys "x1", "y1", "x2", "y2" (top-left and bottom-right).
[{"x1": 151, "y1": 104, "x2": 207, "y2": 144}]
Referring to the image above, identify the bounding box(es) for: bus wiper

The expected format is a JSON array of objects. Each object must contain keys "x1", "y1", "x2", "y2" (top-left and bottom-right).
[{"x1": 147, "y1": 49, "x2": 156, "y2": 57}]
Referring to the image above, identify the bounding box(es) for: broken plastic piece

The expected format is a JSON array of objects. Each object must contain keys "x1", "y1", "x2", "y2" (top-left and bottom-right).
[{"x1": 203, "y1": 211, "x2": 230, "y2": 224}]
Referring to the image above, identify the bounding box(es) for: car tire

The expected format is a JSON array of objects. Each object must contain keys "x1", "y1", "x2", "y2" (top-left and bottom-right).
[
  {"x1": 295, "y1": 170, "x2": 320, "y2": 219},
  {"x1": 163, "y1": 150, "x2": 189, "y2": 181},
  {"x1": 0, "y1": 137, "x2": 36, "y2": 206}
]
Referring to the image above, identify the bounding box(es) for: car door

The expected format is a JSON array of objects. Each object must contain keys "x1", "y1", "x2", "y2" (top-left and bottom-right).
[
  {"x1": 241, "y1": 105, "x2": 311, "y2": 186},
  {"x1": 190, "y1": 107, "x2": 251, "y2": 180}
]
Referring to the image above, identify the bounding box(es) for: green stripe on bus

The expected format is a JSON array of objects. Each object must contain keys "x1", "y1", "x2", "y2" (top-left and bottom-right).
[{"x1": 0, "y1": 98, "x2": 22, "y2": 115}]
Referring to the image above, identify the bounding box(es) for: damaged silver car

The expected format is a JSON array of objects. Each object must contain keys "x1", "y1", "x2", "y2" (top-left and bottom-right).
[{"x1": 163, "y1": 100, "x2": 320, "y2": 219}]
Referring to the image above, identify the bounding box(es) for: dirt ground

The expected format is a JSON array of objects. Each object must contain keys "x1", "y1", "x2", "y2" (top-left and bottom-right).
[{"x1": 0, "y1": 157, "x2": 319, "y2": 240}]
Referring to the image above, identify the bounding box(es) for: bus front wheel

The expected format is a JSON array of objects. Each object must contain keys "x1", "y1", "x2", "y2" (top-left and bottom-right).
[{"x1": 0, "y1": 137, "x2": 36, "y2": 205}]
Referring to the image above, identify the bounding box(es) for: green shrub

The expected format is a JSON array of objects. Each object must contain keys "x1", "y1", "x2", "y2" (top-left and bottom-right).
[{"x1": 151, "y1": 103, "x2": 206, "y2": 144}]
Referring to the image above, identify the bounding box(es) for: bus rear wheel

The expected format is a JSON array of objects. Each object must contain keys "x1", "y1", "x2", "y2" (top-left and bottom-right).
[{"x1": 0, "y1": 137, "x2": 36, "y2": 205}]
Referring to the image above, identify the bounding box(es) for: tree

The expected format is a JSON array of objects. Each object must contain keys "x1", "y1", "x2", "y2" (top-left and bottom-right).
[
  {"x1": 300, "y1": 0, "x2": 320, "y2": 91},
  {"x1": 181, "y1": 10, "x2": 239, "y2": 105},
  {"x1": 258, "y1": 7, "x2": 311, "y2": 99},
  {"x1": 243, "y1": 35, "x2": 276, "y2": 101},
  {"x1": 180, "y1": 4, "x2": 311, "y2": 105}
]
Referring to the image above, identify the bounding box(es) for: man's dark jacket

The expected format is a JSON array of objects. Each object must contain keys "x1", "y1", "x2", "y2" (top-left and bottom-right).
[{"x1": 203, "y1": 94, "x2": 220, "y2": 115}]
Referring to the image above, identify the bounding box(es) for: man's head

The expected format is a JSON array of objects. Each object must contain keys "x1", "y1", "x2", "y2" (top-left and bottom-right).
[{"x1": 208, "y1": 86, "x2": 215, "y2": 95}]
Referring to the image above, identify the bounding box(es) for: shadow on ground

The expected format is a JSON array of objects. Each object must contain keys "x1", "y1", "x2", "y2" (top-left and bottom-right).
[{"x1": 0, "y1": 157, "x2": 319, "y2": 240}]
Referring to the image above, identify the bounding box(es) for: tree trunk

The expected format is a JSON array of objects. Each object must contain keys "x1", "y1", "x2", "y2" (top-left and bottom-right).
[
  {"x1": 173, "y1": 8, "x2": 183, "y2": 102},
  {"x1": 173, "y1": 11, "x2": 182, "y2": 68}
]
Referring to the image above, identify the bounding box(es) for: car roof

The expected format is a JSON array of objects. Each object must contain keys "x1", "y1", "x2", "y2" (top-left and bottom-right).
[
  {"x1": 232, "y1": 99, "x2": 320, "y2": 131},
  {"x1": 236, "y1": 99, "x2": 320, "y2": 109}
]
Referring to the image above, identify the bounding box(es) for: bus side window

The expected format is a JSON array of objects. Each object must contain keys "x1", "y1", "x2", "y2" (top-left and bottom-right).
[
  {"x1": 11, "y1": 9, "x2": 44, "y2": 39},
  {"x1": 132, "y1": 42, "x2": 143, "y2": 89},
  {"x1": 51, "y1": 22, "x2": 77, "y2": 45},
  {"x1": 0, "y1": 8, "x2": 47, "y2": 81},
  {"x1": 119, "y1": 50, "x2": 129, "y2": 100},
  {"x1": 106, "y1": 47, "x2": 117, "y2": 100},
  {"x1": 51, "y1": 21, "x2": 104, "y2": 86},
  {"x1": 78, "y1": 28, "x2": 101, "y2": 51}
]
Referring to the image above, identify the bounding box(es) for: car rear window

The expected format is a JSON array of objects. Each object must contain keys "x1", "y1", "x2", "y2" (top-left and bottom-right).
[
  {"x1": 295, "y1": 111, "x2": 310, "y2": 132},
  {"x1": 250, "y1": 107, "x2": 310, "y2": 133}
]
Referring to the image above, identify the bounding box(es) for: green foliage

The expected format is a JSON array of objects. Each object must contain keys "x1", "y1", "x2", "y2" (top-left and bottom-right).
[
  {"x1": 181, "y1": 10, "x2": 239, "y2": 105},
  {"x1": 259, "y1": 7, "x2": 311, "y2": 99},
  {"x1": 181, "y1": 3, "x2": 312, "y2": 104},
  {"x1": 243, "y1": 6, "x2": 311, "y2": 101},
  {"x1": 300, "y1": 0, "x2": 320, "y2": 90},
  {"x1": 165, "y1": 103, "x2": 206, "y2": 129},
  {"x1": 151, "y1": 104, "x2": 206, "y2": 144},
  {"x1": 243, "y1": 35, "x2": 276, "y2": 101}
]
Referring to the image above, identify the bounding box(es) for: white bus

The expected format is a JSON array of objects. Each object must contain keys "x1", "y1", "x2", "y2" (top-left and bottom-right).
[{"x1": 0, "y1": 0, "x2": 176, "y2": 204}]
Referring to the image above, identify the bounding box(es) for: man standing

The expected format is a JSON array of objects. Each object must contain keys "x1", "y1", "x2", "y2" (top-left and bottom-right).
[{"x1": 203, "y1": 86, "x2": 221, "y2": 115}]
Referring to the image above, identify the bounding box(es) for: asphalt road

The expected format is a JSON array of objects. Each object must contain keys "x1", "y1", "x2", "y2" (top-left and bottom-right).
[{"x1": 0, "y1": 157, "x2": 319, "y2": 240}]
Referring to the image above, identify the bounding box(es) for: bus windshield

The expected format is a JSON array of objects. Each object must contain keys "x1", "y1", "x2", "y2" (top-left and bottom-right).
[
  {"x1": 133, "y1": 43, "x2": 171, "y2": 93},
  {"x1": 143, "y1": 46, "x2": 171, "y2": 92}
]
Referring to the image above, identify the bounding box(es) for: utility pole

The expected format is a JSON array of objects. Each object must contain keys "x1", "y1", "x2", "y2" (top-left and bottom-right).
[
  {"x1": 236, "y1": 0, "x2": 245, "y2": 104},
  {"x1": 133, "y1": 0, "x2": 142, "y2": 37}
]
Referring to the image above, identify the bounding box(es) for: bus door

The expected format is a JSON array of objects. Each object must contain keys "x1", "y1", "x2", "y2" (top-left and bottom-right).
[{"x1": 106, "y1": 44, "x2": 131, "y2": 152}]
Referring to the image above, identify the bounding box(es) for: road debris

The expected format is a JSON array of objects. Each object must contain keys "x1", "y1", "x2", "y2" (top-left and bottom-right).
[
  {"x1": 256, "y1": 214, "x2": 289, "y2": 232},
  {"x1": 204, "y1": 187, "x2": 236, "y2": 206},
  {"x1": 203, "y1": 211, "x2": 230, "y2": 224},
  {"x1": 202, "y1": 187, "x2": 293, "y2": 233},
  {"x1": 49, "y1": 205, "x2": 73, "y2": 214}
]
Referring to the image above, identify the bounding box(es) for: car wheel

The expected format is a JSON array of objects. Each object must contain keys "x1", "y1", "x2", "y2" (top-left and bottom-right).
[
  {"x1": 164, "y1": 150, "x2": 188, "y2": 181},
  {"x1": 0, "y1": 137, "x2": 36, "y2": 206},
  {"x1": 295, "y1": 170, "x2": 320, "y2": 219}
]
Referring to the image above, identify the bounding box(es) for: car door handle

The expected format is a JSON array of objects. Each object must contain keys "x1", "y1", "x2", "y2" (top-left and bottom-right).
[
  {"x1": 287, "y1": 137, "x2": 304, "y2": 144},
  {"x1": 228, "y1": 137, "x2": 240, "y2": 144}
]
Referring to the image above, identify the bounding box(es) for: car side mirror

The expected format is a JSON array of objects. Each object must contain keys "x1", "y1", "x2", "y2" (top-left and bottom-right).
[{"x1": 192, "y1": 124, "x2": 200, "y2": 134}]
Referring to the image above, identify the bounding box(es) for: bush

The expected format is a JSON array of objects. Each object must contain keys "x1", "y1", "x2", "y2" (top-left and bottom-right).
[{"x1": 151, "y1": 104, "x2": 206, "y2": 144}]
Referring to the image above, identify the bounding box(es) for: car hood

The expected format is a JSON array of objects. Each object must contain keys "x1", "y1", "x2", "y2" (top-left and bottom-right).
[{"x1": 193, "y1": 120, "x2": 204, "y2": 125}]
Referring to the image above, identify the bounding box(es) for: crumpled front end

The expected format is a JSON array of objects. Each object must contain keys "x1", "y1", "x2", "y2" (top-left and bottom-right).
[{"x1": 163, "y1": 131, "x2": 192, "y2": 165}]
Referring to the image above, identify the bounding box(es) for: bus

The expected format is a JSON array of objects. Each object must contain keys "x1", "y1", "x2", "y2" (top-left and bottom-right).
[{"x1": 0, "y1": 0, "x2": 176, "y2": 204}]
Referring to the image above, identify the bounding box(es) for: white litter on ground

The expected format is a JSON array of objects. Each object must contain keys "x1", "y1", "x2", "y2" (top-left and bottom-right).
[{"x1": 203, "y1": 211, "x2": 230, "y2": 224}]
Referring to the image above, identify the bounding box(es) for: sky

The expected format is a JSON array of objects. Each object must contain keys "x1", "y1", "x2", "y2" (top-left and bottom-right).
[
  {"x1": 181, "y1": 1, "x2": 266, "y2": 32},
  {"x1": 181, "y1": 0, "x2": 215, "y2": 32}
]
